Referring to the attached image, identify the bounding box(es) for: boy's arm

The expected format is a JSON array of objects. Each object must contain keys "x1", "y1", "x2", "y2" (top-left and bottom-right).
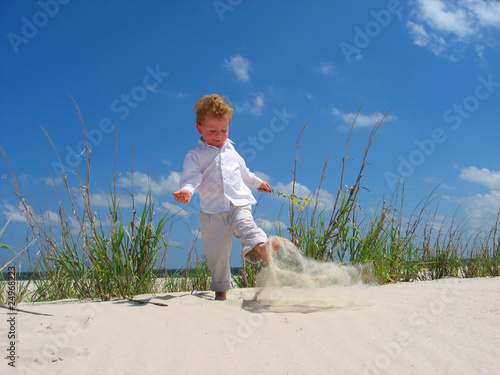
[
  {"x1": 237, "y1": 153, "x2": 271, "y2": 193},
  {"x1": 239, "y1": 161, "x2": 263, "y2": 189},
  {"x1": 173, "y1": 151, "x2": 201, "y2": 204}
]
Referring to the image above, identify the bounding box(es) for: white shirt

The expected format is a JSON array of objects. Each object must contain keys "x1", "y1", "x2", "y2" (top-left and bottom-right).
[{"x1": 179, "y1": 138, "x2": 263, "y2": 214}]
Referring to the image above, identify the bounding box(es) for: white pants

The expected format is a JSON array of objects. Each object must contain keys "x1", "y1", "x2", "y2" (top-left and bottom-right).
[{"x1": 199, "y1": 204, "x2": 267, "y2": 292}]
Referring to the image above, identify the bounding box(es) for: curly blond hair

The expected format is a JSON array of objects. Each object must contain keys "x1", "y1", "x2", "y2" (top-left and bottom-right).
[{"x1": 194, "y1": 94, "x2": 233, "y2": 125}]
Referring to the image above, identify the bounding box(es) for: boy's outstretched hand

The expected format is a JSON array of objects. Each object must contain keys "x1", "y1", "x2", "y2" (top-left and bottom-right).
[
  {"x1": 257, "y1": 181, "x2": 272, "y2": 193},
  {"x1": 173, "y1": 189, "x2": 193, "y2": 204}
]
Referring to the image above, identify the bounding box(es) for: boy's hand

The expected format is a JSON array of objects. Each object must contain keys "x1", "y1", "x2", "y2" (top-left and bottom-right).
[
  {"x1": 173, "y1": 189, "x2": 192, "y2": 204},
  {"x1": 257, "y1": 181, "x2": 272, "y2": 193}
]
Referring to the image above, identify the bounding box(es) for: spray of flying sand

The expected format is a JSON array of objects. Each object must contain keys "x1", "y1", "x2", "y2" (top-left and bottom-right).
[{"x1": 251, "y1": 236, "x2": 371, "y2": 312}]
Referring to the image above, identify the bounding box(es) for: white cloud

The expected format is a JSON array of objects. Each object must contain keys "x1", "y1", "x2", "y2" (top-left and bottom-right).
[
  {"x1": 118, "y1": 171, "x2": 181, "y2": 196},
  {"x1": 416, "y1": 0, "x2": 473, "y2": 37},
  {"x1": 255, "y1": 218, "x2": 286, "y2": 232},
  {"x1": 460, "y1": 166, "x2": 500, "y2": 189},
  {"x1": 458, "y1": 166, "x2": 500, "y2": 225},
  {"x1": 332, "y1": 108, "x2": 396, "y2": 128},
  {"x1": 461, "y1": 190, "x2": 500, "y2": 221},
  {"x1": 1, "y1": 200, "x2": 28, "y2": 223},
  {"x1": 81, "y1": 171, "x2": 181, "y2": 208},
  {"x1": 235, "y1": 92, "x2": 265, "y2": 115},
  {"x1": 408, "y1": 0, "x2": 500, "y2": 59},
  {"x1": 314, "y1": 189, "x2": 336, "y2": 211},
  {"x1": 475, "y1": 44, "x2": 485, "y2": 58},
  {"x1": 88, "y1": 192, "x2": 112, "y2": 207},
  {"x1": 468, "y1": 0, "x2": 500, "y2": 27},
  {"x1": 319, "y1": 61, "x2": 335, "y2": 77},
  {"x1": 407, "y1": 20, "x2": 447, "y2": 56},
  {"x1": 223, "y1": 54, "x2": 252, "y2": 82},
  {"x1": 273, "y1": 181, "x2": 312, "y2": 199},
  {"x1": 407, "y1": 21, "x2": 429, "y2": 46},
  {"x1": 161, "y1": 201, "x2": 190, "y2": 217},
  {"x1": 1, "y1": 200, "x2": 59, "y2": 226}
]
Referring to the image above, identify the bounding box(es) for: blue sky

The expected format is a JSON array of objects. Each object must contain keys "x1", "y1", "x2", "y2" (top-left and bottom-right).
[{"x1": 1, "y1": 0, "x2": 499, "y2": 269}]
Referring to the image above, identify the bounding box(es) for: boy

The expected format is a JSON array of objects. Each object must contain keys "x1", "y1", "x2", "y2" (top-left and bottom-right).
[{"x1": 173, "y1": 94, "x2": 279, "y2": 301}]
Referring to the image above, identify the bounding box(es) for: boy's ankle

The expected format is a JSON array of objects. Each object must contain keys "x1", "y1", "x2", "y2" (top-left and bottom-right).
[{"x1": 215, "y1": 291, "x2": 227, "y2": 301}]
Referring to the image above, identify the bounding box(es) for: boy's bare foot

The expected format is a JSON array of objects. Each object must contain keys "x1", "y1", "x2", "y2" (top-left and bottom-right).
[
  {"x1": 215, "y1": 291, "x2": 227, "y2": 301},
  {"x1": 255, "y1": 238, "x2": 281, "y2": 263}
]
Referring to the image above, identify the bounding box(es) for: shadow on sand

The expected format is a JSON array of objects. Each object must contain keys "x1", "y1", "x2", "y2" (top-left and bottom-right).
[{"x1": 241, "y1": 287, "x2": 371, "y2": 314}]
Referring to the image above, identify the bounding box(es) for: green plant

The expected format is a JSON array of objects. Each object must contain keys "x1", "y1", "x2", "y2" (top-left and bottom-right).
[
  {"x1": 232, "y1": 262, "x2": 262, "y2": 288},
  {"x1": 1, "y1": 97, "x2": 173, "y2": 301},
  {"x1": 284, "y1": 104, "x2": 390, "y2": 264},
  {"x1": 0, "y1": 220, "x2": 37, "y2": 304},
  {"x1": 258, "y1": 104, "x2": 499, "y2": 285}
]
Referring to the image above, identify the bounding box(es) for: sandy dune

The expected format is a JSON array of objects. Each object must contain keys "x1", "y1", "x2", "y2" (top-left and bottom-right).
[{"x1": 1, "y1": 277, "x2": 499, "y2": 375}]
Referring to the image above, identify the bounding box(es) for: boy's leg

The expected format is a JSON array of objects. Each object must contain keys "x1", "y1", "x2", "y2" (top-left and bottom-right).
[
  {"x1": 230, "y1": 204, "x2": 280, "y2": 263},
  {"x1": 199, "y1": 212, "x2": 233, "y2": 293}
]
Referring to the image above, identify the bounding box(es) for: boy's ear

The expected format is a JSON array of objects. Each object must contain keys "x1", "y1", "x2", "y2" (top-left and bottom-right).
[{"x1": 196, "y1": 123, "x2": 203, "y2": 134}]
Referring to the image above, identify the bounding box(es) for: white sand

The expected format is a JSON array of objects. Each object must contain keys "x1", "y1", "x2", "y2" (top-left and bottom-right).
[{"x1": 1, "y1": 277, "x2": 499, "y2": 375}]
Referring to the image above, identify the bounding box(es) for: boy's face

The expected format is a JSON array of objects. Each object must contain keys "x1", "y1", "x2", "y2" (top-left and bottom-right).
[{"x1": 196, "y1": 115, "x2": 229, "y2": 148}]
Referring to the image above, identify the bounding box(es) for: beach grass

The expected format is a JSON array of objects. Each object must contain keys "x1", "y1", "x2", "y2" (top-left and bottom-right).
[
  {"x1": 1, "y1": 98, "x2": 175, "y2": 302},
  {"x1": 235, "y1": 104, "x2": 499, "y2": 286},
  {"x1": 1, "y1": 102, "x2": 499, "y2": 303}
]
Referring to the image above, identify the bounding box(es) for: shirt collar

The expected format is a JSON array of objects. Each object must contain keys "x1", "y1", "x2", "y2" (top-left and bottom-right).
[{"x1": 196, "y1": 137, "x2": 234, "y2": 149}]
